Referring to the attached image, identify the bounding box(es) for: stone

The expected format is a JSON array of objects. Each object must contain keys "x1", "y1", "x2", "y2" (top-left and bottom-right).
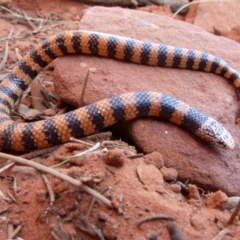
[
  {"x1": 226, "y1": 196, "x2": 240, "y2": 210},
  {"x1": 42, "y1": 108, "x2": 56, "y2": 117},
  {"x1": 205, "y1": 190, "x2": 228, "y2": 210},
  {"x1": 146, "y1": 231, "x2": 159, "y2": 240},
  {"x1": 103, "y1": 149, "x2": 125, "y2": 167},
  {"x1": 137, "y1": 163, "x2": 164, "y2": 186},
  {"x1": 192, "y1": 0, "x2": 240, "y2": 34},
  {"x1": 144, "y1": 151, "x2": 164, "y2": 169},
  {"x1": 169, "y1": 183, "x2": 181, "y2": 194},
  {"x1": 187, "y1": 184, "x2": 201, "y2": 200},
  {"x1": 53, "y1": 7, "x2": 240, "y2": 195},
  {"x1": 160, "y1": 166, "x2": 178, "y2": 181}
]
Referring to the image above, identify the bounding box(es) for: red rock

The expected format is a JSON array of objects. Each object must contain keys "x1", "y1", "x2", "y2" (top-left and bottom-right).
[
  {"x1": 42, "y1": 108, "x2": 56, "y2": 117},
  {"x1": 35, "y1": 190, "x2": 47, "y2": 203},
  {"x1": 137, "y1": 163, "x2": 164, "y2": 186},
  {"x1": 169, "y1": 183, "x2": 181, "y2": 194},
  {"x1": 187, "y1": 184, "x2": 201, "y2": 200},
  {"x1": 224, "y1": 25, "x2": 240, "y2": 43},
  {"x1": 53, "y1": 7, "x2": 240, "y2": 196},
  {"x1": 160, "y1": 166, "x2": 178, "y2": 181},
  {"x1": 205, "y1": 190, "x2": 228, "y2": 210},
  {"x1": 192, "y1": 0, "x2": 240, "y2": 34},
  {"x1": 103, "y1": 149, "x2": 125, "y2": 167},
  {"x1": 102, "y1": 217, "x2": 119, "y2": 240},
  {"x1": 144, "y1": 151, "x2": 164, "y2": 169}
]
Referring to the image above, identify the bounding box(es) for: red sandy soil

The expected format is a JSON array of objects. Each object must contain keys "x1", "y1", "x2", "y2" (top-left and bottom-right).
[{"x1": 0, "y1": 0, "x2": 240, "y2": 239}]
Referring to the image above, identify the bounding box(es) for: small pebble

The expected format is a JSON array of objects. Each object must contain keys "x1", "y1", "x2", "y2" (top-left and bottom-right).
[
  {"x1": 160, "y1": 166, "x2": 178, "y2": 181},
  {"x1": 35, "y1": 190, "x2": 48, "y2": 203},
  {"x1": 187, "y1": 184, "x2": 201, "y2": 200},
  {"x1": 146, "y1": 230, "x2": 159, "y2": 240},
  {"x1": 170, "y1": 2, "x2": 189, "y2": 15},
  {"x1": 145, "y1": 151, "x2": 164, "y2": 169},
  {"x1": 42, "y1": 108, "x2": 56, "y2": 117},
  {"x1": 205, "y1": 190, "x2": 228, "y2": 210},
  {"x1": 226, "y1": 196, "x2": 240, "y2": 210},
  {"x1": 170, "y1": 183, "x2": 181, "y2": 194},
  {"x1": 103, "y1": 149, "x2": 125, "y2": 167}
]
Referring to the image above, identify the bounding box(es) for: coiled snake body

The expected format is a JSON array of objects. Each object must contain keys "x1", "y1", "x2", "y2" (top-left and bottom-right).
[{"x1": 0, "y1": 31, "x2": 238, "y2": 151}]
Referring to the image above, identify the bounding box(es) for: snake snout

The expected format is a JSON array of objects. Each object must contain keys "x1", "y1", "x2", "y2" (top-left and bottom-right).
[{"x1": 197, "y1": 118, "x2": 235, "y2": 150}]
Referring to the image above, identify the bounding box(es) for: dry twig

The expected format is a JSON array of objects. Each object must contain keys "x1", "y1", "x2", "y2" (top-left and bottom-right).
[
  {"x1": 0, "y1": 27, "x2": 14, "y2": 70},
  {"x1": 127, "y1": 153, "x2": 144, "y2": 159},
  {"x1": 227, "y1": 199, "x2": 240, "y2": 225},
  {"x1": 42, "y1": 174, "x2": 55, "y2": 206},
  {"x1": 212, "y1": 228, "x2": 234, "y2": 240},
  {"x1": 70, "y1": 137, "x2": 95, "y2": 147},
  {"x1": 7, "y1": 223, "x2": 14, "y2": 238},
  {"x1": 51, "y1": 142, "x2": 101, "y2": 168},
  {"x1": 0, "y1": 0, "x2": 11, "y2": 6},
  {"x1": 137, "y1": 215, "x2": 176, "y2": 226},
  {"x1": 0, "y1": 190, "x2": 11, "y2": 202},
  {"x1": 166, "y1": 222, "x2": 187, "y2": 240},
  {"x1": 8, "y1": 224, "x2": 22, "y2": 239},
  {"x1": 86, "y1": 179, "x2": 120, "y2": 218},
  {"x1": 13, "y1": 176, "x2": 18, "y2": 202},
  {"x1": 6, "y1": 191, "x2": 17, "y2": 203},
  {"x1": 0, "y1": 162, "x2": 15, "y2": 173},
  {"x1": 0, "y1": 152, "x2": 112, "y2": 207},
  {"x1": 0, "y1": 207, "x2": 10, "y2": 215},
  {"x1": 79, "y1": 69, "x2": 91, "y2": 107},
  {"x1": 21, "y1": 145, "x2": 61, "y2": 159}
]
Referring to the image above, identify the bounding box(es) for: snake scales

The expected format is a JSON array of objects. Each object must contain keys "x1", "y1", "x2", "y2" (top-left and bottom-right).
[{"x1": 0, "y1": 30, "x2": 238, "y2": 151}]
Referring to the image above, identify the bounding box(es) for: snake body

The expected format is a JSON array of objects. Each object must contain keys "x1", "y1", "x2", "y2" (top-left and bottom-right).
[{"x1": 0, "y1": 30, "x2": 238, "y2": 151}]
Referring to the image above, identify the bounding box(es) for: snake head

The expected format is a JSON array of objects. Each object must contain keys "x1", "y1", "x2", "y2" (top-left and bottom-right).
[{"x1": 196, "y1": 117, "x2": 235, "y2": 150}]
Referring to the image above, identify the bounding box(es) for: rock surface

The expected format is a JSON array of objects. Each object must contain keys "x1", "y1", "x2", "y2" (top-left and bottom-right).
[
  {"x1": 54, "y1": 7, "x2": 240, "y2": 195},
  {"x1": 193, "y1": 0, "x2": 240, "y2": 34}
]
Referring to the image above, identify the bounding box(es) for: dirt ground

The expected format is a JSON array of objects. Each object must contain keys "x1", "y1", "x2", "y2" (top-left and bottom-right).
[{"x1": 0, "y1": 0, "x2": 240, "y2": 239}]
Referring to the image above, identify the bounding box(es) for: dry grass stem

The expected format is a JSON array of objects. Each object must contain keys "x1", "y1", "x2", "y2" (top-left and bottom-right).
[
  {"x1": 67, "y1": 141, "x2": 100, "y2": 158},
  {"x1": 0, "y1": 190, "x2": 11, "y2": 202},
  {"x1": 0, "y1": 0, "x2": 12, "y2": 6},
  {"x1": 0, "y1": 152, "x2": 112, "y2": 207},
  {"x1": 51, "y1": 142, "x2": 101, "y2": 168},
  {"x1": 82, "y1": 131, "x2": 112, "y2": 141},
  {"x1": 6, "y1": 191, "x2": 17, "y2": 203},
  {"x1": 8, "y1": 224, "x2": 22, "y2": 239},
  {"x1": 0, "y1": 207, "x2": 10, "y2": 215},
  {"x1": 127, "y1": 153, "x2": 144, "y2": 159},
  {"x1": 21, "y1": 9, "x2": 37, "y2": 30},
  {"x1": 137, "y1": 215, "x2": 176, "y2": 226},
  {"x1": 166, "y1": 222, "x2": 187, "y2": 240},
  {"x1": 101, "y1": 140, "x2": 125, "y2": 149},
  {"x1": 227, "y1": 200, "x2": 240, "y2": 225},
  {"x1": 0, "y1": 27, "x2": 13, "y2": 70},
  {"x1": 0, "y1": 6, "x2": 54, "y2": 23},
  {"x1": 20, "y1": 145, "x2": 61, "y2": 159},
  {"x1": 0, "y1": 6, "x2": 76, "y2": 35},
  {"x1": 79, "y1": 69, "x2": 90, "y2": 107},
  {"x1": 172, "y1": 0, "x2": 227, "y2": 18},
  {"x1": 0, "y1": 162, "x2": 15, "y2": 173},
  {"x1": 0, "y1": 73, "x2": 8, "y2": 81},
  {"x1": 14, "y1": 47, "x2": 23, "y2": 61},
  {"x1": 212, "y1": 228, "x2": 234, "y2": 240},
  {"x1": 86, "y1": 179, "x2": 120, "y2": 218},
  {"x1": 50, "y1": 231, "x2": 60, "y2": 240},
  {"x1": 70, "y1": 137, "x2": 95, "y2": 147},
  {"x1": 42, "y1": 173, "x2": 55, "y2": 205},
  {"x1": 13, "y1": 176, "x2": 18, "y2": 201},
  {"x1": 7, "y1": 223, "x2": 14, "y2": 238}
]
